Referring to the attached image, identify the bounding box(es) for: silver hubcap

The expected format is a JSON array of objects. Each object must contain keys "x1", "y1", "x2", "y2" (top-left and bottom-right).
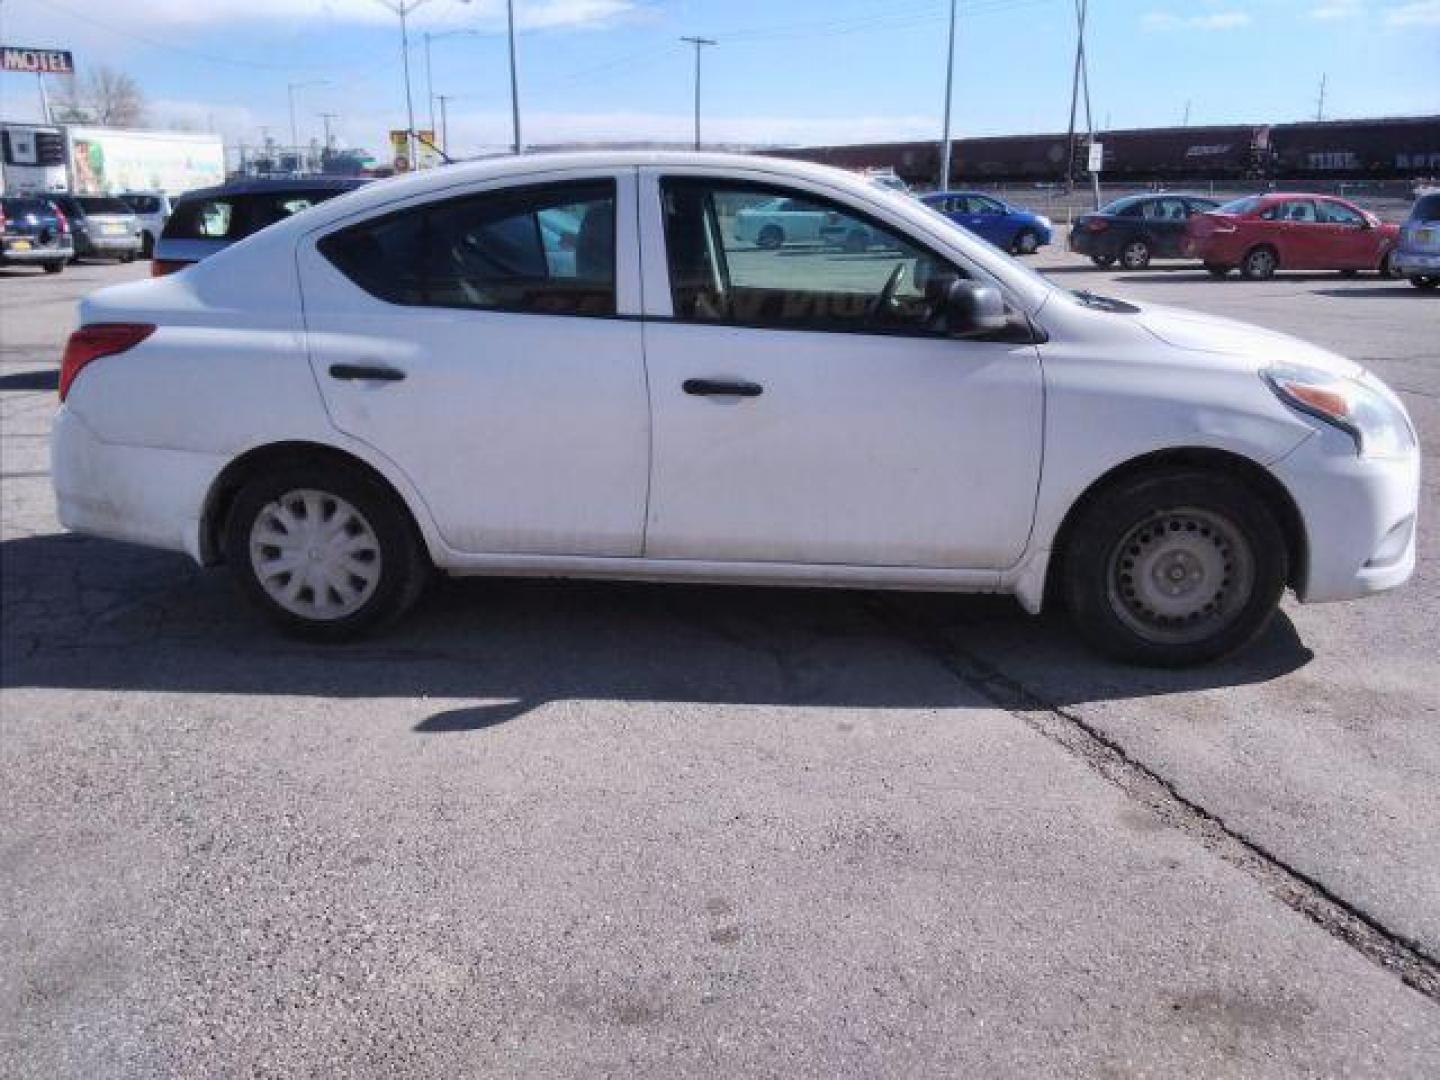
[
  {"x1": 249, "y1": 489, "x2": 381, "y2": 621},
  {"x1": 1107, "y1": 508, "x2": 1255, "y2": 645},
  {"x1": 1123, "y1": 242, "x2": 1147, "y2": 267},
  {"x1": 1249, "y1": 250, "x2": 1274, "y2": 275}
]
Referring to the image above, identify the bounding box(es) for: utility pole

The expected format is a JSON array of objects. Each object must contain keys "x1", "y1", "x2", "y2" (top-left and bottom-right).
[
  {"x1": 424, "y1": 31, "x2": 436, "y2": 136},
  {"x1": 370, "y1": 1, "x2": 471, "y2": 168},
  {"x1": 939, "y1": 0, "x2": 957, "y2": 191},
  {"x1": 437, "y1": 94, "x2": 453, "y2": 154},
  {"x1": 1076, "y1": 0, "x2": 1100, "y2": 210},
  {"x1": 1315, "y1": 73, "x2": 1327, "y2": 122},
  {"x1": 318, "y1": 112, "x2": 338, "y2": 151},
  {"x1": 680, "y1": 36, "x2": 716, "y2": 151},
  {"x1": 287, "y1": 80, "x2": 326, "y2": 173},
  {"x1": 507, "y1": 0, "x2": 522, "y2": 153},
  {"x1": 1182, "y1": 100, "x2": 1191, "y2": 127}
]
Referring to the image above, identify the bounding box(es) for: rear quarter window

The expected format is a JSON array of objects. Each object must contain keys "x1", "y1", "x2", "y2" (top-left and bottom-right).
[
  {"x1": 1410, "y1": 194, "x2": 1440, "y2": 221},
  {"x1": 163, "y1": 198, "x2": 235, "y2": 240}
]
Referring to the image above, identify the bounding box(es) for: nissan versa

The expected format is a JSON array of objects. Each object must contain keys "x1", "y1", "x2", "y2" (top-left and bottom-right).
[{"x1": 51, "y1": 153, "x2": 1420, "y2": 665}]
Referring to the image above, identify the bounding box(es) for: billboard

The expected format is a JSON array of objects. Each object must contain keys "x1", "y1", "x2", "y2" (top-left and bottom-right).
[
  {"x1": 65, "y1": 127, "x2": 225, "y2": 195},
  {"x1": 1, "y1": 46, "x2": 74, "y2": 75}
]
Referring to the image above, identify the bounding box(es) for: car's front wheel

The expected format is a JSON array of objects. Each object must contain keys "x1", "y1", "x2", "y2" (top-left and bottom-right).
[
  {"x1": 1241, "y1": 245, "x2": 1278, "y2": 280},
  {"x1": 1063, "y1": 470, "x2": 1287, "y2": 666},
  {"x1": 224, "y1": 464, "x2": 428, "y2": 641},
  {"x1": 1012, "y1": 228, "x2": 1041, "y2": 255},
  {"x1": 1411, "y1": 275, "x2": 1439, "y2": 290}
]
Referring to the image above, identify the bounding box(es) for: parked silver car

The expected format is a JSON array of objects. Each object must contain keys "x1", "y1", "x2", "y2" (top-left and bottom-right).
[
  {"x1": 1392, "y1": 192, "x2": 1440, "y2": 290},
  {"x1": 48, "y1": 194, "x2": 142, "y2": 263}
]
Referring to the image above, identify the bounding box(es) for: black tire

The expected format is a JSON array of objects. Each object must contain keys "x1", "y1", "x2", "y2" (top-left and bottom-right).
[
  {"x1": 1062, "y1": 470, "x2": 1287, "y2": 666},
  {"x1": 756, "y1": 224, "x2": 783, "y2": 250},
  {"x1": 223, "y1": 462, "x2": 429, "y2": 642},
  {"x1": 43, "y1": 261, "x2": 64, "y2": 274},
  {"x1": 1411, "y1": 276, "x2": 1439, "y2": 290},
  {"x1": 1090, "y1": 254, "x2": 1116, "y2": 268},
  {"x1": 141, "y1": 232, "x2": 155, "y2": 259},
  {"x1": 1204, "y1": 263, "x2": 1231, "y2": 278},
  {"x1": 1240, "y1": 245, "x2": 1277, "y2": 280},
  {"x1": 1011, "y1": 228, "x2": 1041, "y2": 256},
  {"x1": 1119, "y1": 238, "x2": 1151, "y2": 270}
]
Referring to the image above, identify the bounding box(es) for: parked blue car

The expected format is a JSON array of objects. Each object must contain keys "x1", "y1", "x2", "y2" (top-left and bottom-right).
[{"x1": 920, "y1": 191, "x2": 1053, "y2": 255}]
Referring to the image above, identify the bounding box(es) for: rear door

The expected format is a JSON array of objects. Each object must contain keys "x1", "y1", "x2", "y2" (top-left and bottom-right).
[
  {"x1": 1138, "y1": 196, "x2": 1191, "y2": 257},
  {"x1": 298, "y1": 169, "x2": 651, "y2": 557}
]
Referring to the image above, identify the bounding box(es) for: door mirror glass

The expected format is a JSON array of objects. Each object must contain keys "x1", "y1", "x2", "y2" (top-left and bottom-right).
[{"x1": 945, "y1": 280, "x2": 1007, "y2": 335}]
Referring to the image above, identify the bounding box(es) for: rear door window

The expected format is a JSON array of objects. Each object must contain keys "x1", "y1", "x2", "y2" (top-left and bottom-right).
[
  {"x1": 319, "y1": 179, "x2": 616, "y2": 317},
  {"x1": 76, "y1": 196, "x2": 132, "y2": 215},
  {"x1": 1317, "y1": 201, "x2": 1364, "y2": 225},
  {"x1": 164, "y1": 198, "x2": 235, "y2": 239}
]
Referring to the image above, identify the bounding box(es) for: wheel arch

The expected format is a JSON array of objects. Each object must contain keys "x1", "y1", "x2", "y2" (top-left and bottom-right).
[
  {"x1": 1041, "y1": 446, "x2": 1307, "y2": 609},
  {"x1": 199, "y1": 440, "x2": 435, "y2": 567}
]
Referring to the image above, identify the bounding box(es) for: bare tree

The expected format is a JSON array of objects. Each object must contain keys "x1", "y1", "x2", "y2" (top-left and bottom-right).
[{"x1": 53, "y1": 65, "x2": 148, "y2": 127}]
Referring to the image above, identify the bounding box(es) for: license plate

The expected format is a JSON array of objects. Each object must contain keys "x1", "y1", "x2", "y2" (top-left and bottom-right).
[
  {"x1": 102, "y1": 223, "x2": 126, "y2": 235},
  {"x1": 9, "y1": 239, "x2": 32, "y2": 251},
  {"x1": 1419, "y1": 228, "x2": 1435, "y2": 245}
]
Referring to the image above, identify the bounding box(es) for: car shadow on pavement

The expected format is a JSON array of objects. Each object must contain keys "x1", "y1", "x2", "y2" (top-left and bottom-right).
[
  {"x1": 1309, "y1": 287, "x2": 1436, "y2": 299},
  {"x1": 0, "y1": 533, "x2": 1311, "y2": 731}
]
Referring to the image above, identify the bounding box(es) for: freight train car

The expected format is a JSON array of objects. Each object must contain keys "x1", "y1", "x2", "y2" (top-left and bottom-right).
[
  {"x1": 1092, "y1": 125, "x2": 1267, "y2": 182},
  {"x1": 766, "y1": 140, "x2": 939, "y2": 186},
  {"x1": 1270, "y1": 116, "x2": 1440, "y2": 184}
]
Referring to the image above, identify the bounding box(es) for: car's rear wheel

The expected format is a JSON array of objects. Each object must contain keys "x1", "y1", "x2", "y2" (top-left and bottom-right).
[
  {"x1": 43, "y1": 261, "x2": 64, "y2": 274},
  {"x1": 1411, "y1": 275, "x2": 1439, "y2": 290},
  {"x1": 1090, "y1": 254, "x2": 1115, "y2": 268},
  {"x1": 756, "y1": 224, "x2": 783, "y2": 249},
  {"x1": 1063, "y1": 470, "x2": 1287, "y2": 666},
  {"x1": 1241, "y1": 245, "x2": 1277, "y2": 280},
  {"x1": 1204, "y1": 262, "x2": 1231, "y2": 278},
  {"x1": 224, "y1": 464, "x2": 428, "y2": 641},
  {"x1": 1119, "y1": 239, "x2": 1151, "y2": 270},
  {"x1": 1012, "y1": 228, "x2": 1041, "y2": 255}
]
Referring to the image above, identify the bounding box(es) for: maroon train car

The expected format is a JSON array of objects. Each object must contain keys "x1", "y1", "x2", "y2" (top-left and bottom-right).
[{"x1": 1270, "y1": 116, "x2": 1440, "y2": 184}]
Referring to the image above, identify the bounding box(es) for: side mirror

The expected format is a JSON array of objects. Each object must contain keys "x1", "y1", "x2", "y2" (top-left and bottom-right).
[{"x1": 945, "y1": 279, "x2": 1007, "y2": 335}]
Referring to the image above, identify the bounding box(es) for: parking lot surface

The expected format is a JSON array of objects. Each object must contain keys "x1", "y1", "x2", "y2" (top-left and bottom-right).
[{"x1": 3, "y1": 253, "x2": 1438, "y2": 1077}]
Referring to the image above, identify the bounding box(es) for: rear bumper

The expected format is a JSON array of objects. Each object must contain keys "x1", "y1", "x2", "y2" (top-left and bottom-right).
[
  {"x1": 1271, "y1": 432, "x2": 1420, "y2": 603},
  {"x1": 1392, "y1": 248, "x2": 1440, "y2": 275},
  {"x1": 52, "y1": 406, "x2": 222, "y2": 563},
  {"x1": 0, "y1": 239, "x2": 72, "y2": 263},
  {"x1": 76, "y1": 234, "x2": 142, "y2": 257}
]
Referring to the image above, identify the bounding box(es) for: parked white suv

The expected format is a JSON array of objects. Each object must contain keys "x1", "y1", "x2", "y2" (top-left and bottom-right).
[
  {"x1": 51, "y1": 153, "x2": 1419, "y2": 664},
  {"x1": 118, "y1": 191, "x2": 172, "y2": 259}
]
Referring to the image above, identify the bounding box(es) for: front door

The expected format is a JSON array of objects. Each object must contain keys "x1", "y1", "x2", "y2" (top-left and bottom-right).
[
  {"x1": 637, "y1": 171, "x2": 1043, "y2": 570},
  {"x1": 298, "y1": 171, "x2": 650, "y2": 557},
  {"x1": 1316, "y1": 198, "x2": 1380, "y2": 269}
]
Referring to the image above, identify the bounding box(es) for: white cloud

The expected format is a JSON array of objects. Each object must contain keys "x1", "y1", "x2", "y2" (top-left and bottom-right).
[
  {"x1": 1384, "y1": 0, "x2": 1440, "y2": 25},
  {"x1": 1311, "y1": 0, "x2": 1365, "y2": 18},
  {"x1": 1142, "y1": 10, "x2": 1252, "y2": 31},
  {"x1": 76, "y1": 0, "x2": 639, "y2": 31}
]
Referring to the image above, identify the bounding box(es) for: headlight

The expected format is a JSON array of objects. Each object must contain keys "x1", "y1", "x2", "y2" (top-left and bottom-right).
[
  {"x1": 1037, "y1": 216, "x2": 1052, "y2": 229},
  {"x1": 1263, "y1": 364, "x2": 1415, "y2": 458}
]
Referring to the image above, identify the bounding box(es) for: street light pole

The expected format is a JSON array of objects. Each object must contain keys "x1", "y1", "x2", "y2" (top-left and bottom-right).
[
  {"x1": 424, "y1": 31, "x2": 436, "y2": 137},
  {"x1": 680, "y1": 36, "x2": 716, "y2": 151},
  {"x1": 939, "y1": 0, "x2": 957, "y2": 191},
  {"x1": 437, "y1": 94, "x2": 453, "y2": 155},
  {"x1": 371, "y1": 0, "x2": 469, "y2": 169},
  {"x1": 506, "y1": 0, "x2": 522, "y2": 153}
]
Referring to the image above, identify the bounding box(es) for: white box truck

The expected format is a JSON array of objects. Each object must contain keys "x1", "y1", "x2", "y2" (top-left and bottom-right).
[{"x1": 1, "y1": 122, "x2": 224, "y2": 197}]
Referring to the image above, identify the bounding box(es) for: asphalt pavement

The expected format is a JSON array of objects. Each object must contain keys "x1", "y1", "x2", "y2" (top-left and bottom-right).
[{"x1": 2, "y1": 252, "x2": 1437, "y2": 1078}]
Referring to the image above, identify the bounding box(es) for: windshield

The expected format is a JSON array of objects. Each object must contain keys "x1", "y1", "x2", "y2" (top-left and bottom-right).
[
  {"x1": 1216, "y1": 196, "x2": 1261, "y2": 215},
  {"x1": 1410, "y1": 194, "x2": 1440, "y2": 221}
]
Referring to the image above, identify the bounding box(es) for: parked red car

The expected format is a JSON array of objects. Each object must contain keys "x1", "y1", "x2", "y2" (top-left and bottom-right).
[{"x1": 1184, "y1": 193, "x2": 1401, "y2": 280}]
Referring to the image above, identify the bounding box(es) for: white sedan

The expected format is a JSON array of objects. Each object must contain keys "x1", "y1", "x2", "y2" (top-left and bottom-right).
[{"x1": 52, "y1": 152, "x2": 1419, "y2": 665}]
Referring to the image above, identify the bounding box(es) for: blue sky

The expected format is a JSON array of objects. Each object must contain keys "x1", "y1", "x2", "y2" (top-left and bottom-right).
[{"x1": 2, "y1": 0, "x2": 1437, "y2": 159}]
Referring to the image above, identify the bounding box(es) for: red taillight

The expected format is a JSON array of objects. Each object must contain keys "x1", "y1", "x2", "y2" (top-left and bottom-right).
[
  {"x1": 1084, "y1": 218, "x2": 1109, "y2": 232},
  {"x1": 54, "y1": 206, "x2": 69, "y2": 234},
  {"x1": 0, "y1": 205, "x2": 7, "y2": 233},
  {"x1": 59, "y1": 324, "x2": 156, "y2": 401},
  {"x1": 150, "y1": 258, "x2": 189, "y2": 277}
]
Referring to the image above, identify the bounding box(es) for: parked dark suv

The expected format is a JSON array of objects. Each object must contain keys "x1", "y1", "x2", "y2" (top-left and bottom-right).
[
  {"x1": 154, "y1": 176, "x2": 367, "y2": 275},
  {"x1": 49, "y1": 194, "x2": 143, "y2": 262},
  {"x1": 0, "y1": 195, "x2": 74, "y2": 273},
  {"x1": 1069, "y1": 193, "x2": 1220, "y2": 269}
]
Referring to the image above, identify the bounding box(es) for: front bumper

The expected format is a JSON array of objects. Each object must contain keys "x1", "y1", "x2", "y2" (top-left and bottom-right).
[
  {"x1": 1270, "y1": 429, "x2": 1420, "y2": 603},
  {"x1": 52, "y1": 406, "x2": 223, "y2": 563}
]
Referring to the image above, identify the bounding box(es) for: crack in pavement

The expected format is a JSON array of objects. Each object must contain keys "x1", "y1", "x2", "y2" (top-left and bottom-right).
[{"x1": 868, "y1": 597, "x2": 1440, "y2": 1006}]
